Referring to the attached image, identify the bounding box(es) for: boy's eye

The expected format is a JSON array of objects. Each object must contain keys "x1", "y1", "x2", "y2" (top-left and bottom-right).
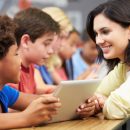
[
  {"x1": 43, "y1": 41, "x2": 51, "y2": 46},
  {"x1": 15, "y1": 50, "x2": 19, "y2": 56},
  {"x1": 15, "y1": 52, "x2": 19, "y2": 56}
]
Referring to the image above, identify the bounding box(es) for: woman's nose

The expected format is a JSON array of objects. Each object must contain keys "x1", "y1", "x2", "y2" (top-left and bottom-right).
[{"x1": 96, "y1": 35, "x2": 105, "y2": 45}]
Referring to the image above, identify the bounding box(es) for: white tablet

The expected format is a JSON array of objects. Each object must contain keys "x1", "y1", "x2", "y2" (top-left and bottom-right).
[{"x1": 48, "y1": 79, "x2": 101, "y2": 123}]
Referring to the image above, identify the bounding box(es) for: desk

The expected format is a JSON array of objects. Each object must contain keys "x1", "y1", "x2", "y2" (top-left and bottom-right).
[{"x1": 13, "y1": 117, "x2": 128, "y2": 130}]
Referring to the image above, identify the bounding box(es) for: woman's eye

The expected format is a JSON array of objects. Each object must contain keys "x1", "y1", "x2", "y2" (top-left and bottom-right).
[{"x1": 102, "y1": 30, "x2": 109, "y2": 34}]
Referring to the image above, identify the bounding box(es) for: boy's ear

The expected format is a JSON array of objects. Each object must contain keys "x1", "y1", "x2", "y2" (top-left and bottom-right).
[
  {"x1": 129, "y1": 26, "x2": 130, "y2": 40},
  {"x1": 20, "y1": 34, "x2": 31, "y2": 49}
]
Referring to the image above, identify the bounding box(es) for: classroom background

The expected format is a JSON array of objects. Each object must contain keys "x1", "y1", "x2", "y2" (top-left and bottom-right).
[{"x1": 0, "y1": 0, "x2": 129, "y2": 129}]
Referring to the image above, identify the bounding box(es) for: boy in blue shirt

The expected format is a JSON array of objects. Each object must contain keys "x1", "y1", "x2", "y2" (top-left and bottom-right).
[{"x1": 0, "y1": 15, "x2": 61, "y2": 129}]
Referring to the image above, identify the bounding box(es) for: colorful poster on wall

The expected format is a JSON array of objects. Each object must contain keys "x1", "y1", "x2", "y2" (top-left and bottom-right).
[{"x1": 18, "y1": 0, "x2": 32, "y2": 10}]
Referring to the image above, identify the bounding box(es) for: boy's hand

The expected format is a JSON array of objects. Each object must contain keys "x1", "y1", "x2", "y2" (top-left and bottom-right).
[
  {"x1": 23, "y1": 95, "x2": 61, "y2": 126},
  {"x1": 42, "y1": 85, "x2": 56, "y2": 94},
  {"x1": 38, "y1": 85, "x2": 58, "y2": 94}
]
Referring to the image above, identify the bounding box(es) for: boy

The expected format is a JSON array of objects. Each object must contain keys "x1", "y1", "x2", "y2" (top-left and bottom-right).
[
  {"x1": 0, "y1": 15, "x2": 61, "y2": 129},
  {"x1": 39, "y1": 7, "x2": 77, "y2": 84},
  {"x1": 9, "y1": 7, "x2": 60, "y2": 94}
]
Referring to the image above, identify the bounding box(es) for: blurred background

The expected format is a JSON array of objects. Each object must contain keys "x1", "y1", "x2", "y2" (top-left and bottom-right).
[{"x1": 0, "y1": 0, "x2": 107, "y2": 33}]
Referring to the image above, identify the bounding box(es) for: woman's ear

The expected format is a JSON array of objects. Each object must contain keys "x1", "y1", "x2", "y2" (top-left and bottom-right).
[{"x1": 20, "y1": 34, "x2": 31, "y2": 49}]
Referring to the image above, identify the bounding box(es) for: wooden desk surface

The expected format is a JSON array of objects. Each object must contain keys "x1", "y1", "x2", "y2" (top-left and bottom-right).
[{"x1": 13, "y1": 117, "x2": 127, "y2": 130}]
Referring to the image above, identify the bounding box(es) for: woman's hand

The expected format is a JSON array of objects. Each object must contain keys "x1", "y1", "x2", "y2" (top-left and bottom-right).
[{"x1": 76, "y1": 93, "x2": 107, "y2": 118}]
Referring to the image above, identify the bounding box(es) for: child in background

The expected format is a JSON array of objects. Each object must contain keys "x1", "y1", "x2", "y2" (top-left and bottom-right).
[
  {"x1": 0, "y1": 15, "x2": 61, "y2": 129},
  {"x1": 35, "y1": 7, "x2": 77, "y2": 85},
  {"x1": 35, "y1": 44, "x2": 63, "y2": 85},
  {"x1": 69, "y1": 30, "x2": 99, "y2": 80},
  {"x1": 8, "y1": 7, "x2": 60, "y2": 94},
  {"x1": 72, "y1": 30, "x2": 108, "y2": 80},
  {"x1": 47, "y1": 29, "x2": 78, "y2": 83},
  {"x1": 63, "y1": 29, "x2": 81, "y2": 80}
]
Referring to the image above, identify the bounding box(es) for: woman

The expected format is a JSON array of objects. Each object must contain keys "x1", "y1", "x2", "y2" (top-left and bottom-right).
[{"x1": 77, "y1": 0, "x2": 130, "y2": 119}]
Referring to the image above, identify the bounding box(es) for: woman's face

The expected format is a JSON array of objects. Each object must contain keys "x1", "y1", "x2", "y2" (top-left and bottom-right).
[{"x1": 94, "y1": 14, "x2": 130, "y2": 61}]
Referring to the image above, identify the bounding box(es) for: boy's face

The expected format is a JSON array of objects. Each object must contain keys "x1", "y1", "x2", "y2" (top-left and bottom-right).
[
  {"x1": 22, "y1": 33, "x2": 55, "y2": 66},
  {"x1": 0, "y1": 44, "x2": 21, "y2": 85},
  {"x1": 51, "y1": 32, "x2": 70, "y2": 53}
]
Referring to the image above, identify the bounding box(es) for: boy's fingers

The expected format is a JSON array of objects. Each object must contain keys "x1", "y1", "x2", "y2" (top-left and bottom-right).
[
  {"x1": 41, "y1": 108, "x2": 58, "y2": 116},
  {"x1": 43, "y1": 87, "x2": 54, "y2": 94},
  {"x1": 45, "y1": 102, "x2": 61, "y2": 110},
  {"x1": 36, "y1": 96, "x2": 60, "y2": 104}
]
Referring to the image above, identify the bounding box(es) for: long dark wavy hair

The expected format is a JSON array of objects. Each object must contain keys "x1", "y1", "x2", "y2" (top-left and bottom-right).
[{"x1": 86, "y1": 0, "x2": 130, "y2": 72}]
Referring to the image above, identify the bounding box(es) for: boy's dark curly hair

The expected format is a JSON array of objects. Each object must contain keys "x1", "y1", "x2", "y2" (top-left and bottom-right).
[{"x1": 0, "y1": 15, "x2": 18, "y2": 59}]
